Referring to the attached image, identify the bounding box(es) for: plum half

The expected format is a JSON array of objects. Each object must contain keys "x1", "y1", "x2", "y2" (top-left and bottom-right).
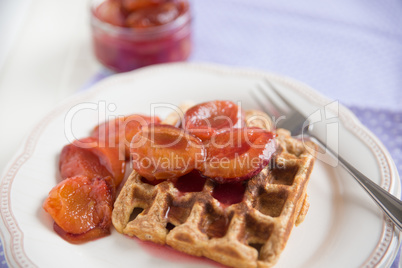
[
  {"x1": 183, "y1": 100, "x2": 245, "y2": 141},
  {"x1": 43, "y1": 176, "x2": 115, "y2": 243},
  {"x1": 130, "y1": 124, "x2": 205, "y2": 181},
  {"x1": 202, "y1": 128, "x2": 276, "y2": 183},
  {"x1": 59, "y1": 142, "x2": 112, "y2": 181},
  {"x1": 60, "y1": 137, "x2": 126, "y2": 186},
  {"x1": 91, "y1": 114, "x2": 161, "y2": 160}
]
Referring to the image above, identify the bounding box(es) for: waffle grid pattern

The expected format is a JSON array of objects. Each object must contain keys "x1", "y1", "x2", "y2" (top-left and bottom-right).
[{"x1": 112, "y1": 111, "x2": 315, "y2": 268}]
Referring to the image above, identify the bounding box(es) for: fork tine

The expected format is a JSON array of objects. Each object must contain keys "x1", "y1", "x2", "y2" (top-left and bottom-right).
[
  {"x1": 250, "y1": 89, "x2": 277, "y2": 116},
  {"x1": 255, "y1": 84, "x2": 285, "y2": 116},
  {"x1": 250, "y1": 89, "x2": 265, "y2": 110},
  {"x1": 264, "y1": 79, "x2": 300, "y2": 112}
]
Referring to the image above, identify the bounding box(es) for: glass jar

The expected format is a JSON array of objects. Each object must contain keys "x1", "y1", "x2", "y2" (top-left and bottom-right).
[{"x1": 90, "y1": 0, "x2": 192, "y2": 72}]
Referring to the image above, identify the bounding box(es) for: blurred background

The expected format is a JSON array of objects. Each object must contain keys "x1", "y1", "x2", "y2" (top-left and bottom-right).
[{"x1": 0, "y1": 0, "x2": 401, "y2": 266}]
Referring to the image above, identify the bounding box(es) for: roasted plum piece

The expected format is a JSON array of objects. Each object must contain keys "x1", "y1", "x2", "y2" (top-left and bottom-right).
[
  {"x1": 202, "y1": 128, "x2": 276, "y2": 182},
  {"x1": 53, "y1": 223, "x2": 111, "y2": 244},
  {"x1": 59, "y1": 143, "x2": 112, "y2": 180},
  {"x1": 61, "y1": 137, "x2": 126, "y2": 186},
  {"x1": 91, "y1": 114, "x2": 161, "y2": 159},
  {"x1": 174, "y1": 169, "x2": 206, "y2": 193},
  {"x1": 183, "y1": 100, "x2": 245, "y2": 141},
  {"x1": 43, "y1": 176, "x2": 115, "y2": 243},
  {"x1": 130, "y1": 124, "x2": 205, "y2": 181}
]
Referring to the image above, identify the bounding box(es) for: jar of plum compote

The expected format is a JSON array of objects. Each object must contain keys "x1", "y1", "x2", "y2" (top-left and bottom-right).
[{"x1": 90, "y1": 0, "x2": 192, "y2": 72}]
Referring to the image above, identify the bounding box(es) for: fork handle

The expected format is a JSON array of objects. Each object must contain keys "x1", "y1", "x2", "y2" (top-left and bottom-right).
[{"x1": 311, "y1": 136, "x2": 402, "y2": 231}]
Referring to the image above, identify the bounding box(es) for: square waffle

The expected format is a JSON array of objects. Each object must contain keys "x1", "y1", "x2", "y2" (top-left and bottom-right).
[{"x1": 112, "y1": 108, "x2": 316, "y2": 268}]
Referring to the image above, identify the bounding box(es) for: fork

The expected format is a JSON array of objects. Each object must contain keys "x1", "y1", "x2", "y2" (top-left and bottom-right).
[{"x1": 252, "y1": 81, "x2": 402, "y2": 231}]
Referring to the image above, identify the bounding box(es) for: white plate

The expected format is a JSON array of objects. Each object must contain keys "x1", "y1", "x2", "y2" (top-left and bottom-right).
[{"x1": 0, "y1": 63, "x2": 400, "y2": 268}]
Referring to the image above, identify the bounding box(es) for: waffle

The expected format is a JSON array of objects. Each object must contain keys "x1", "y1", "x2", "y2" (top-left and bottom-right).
[{"x1": 112, "y1": 108, "x2": 316, "y2": 268}]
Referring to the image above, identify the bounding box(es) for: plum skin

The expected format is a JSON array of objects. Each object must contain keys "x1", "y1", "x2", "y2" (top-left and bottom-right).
[
  {"x1": 183, "y1": 100, "x2": 245, "y2": 141},
  {"x1": 201, "y1": 128, "x2": 276, "y2": 183},
  {"x1": 130, "y1": 124, "x2": 206, "y2": 181}
]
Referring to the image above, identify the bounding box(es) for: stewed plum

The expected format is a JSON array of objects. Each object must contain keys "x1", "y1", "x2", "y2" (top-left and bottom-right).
[
  {"x1": 130, "y1": 124, "x2": 205, "y2": 180},
  {"x1": 59, "y1": 143, "x2": 112, "y2": 180},
  {"x1": 43, "y1": 176, "x2": 115, "y2": 242},
  {"x1": 183, "y1": 100, "x2": 244, "y2": 141},
  {"x1": 67, "y1": 137, "x2": 126, "y2": 186},
  {"x1": 91, "y1": 114, "x2": 161, "y2": 159},
  {"x1": 202, "y1": 128, "x2": 276, "y2": 182}
]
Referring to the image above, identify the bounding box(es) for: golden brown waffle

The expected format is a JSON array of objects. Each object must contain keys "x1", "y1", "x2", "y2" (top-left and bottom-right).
[{"x1": 112, "y1": 109, "x2": 316, "y2": 268}]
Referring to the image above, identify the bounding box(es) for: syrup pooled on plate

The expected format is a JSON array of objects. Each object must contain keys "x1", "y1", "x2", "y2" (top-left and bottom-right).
[
  {"x1": 132, "y1": 236, "x2": 228, "y2": 268},
  {"x1": 212, "y1": 181, "x2": 246, "y2": 205},
  {"x1": 174, "y1": 170, "x2": 206, "y2": 193}
]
